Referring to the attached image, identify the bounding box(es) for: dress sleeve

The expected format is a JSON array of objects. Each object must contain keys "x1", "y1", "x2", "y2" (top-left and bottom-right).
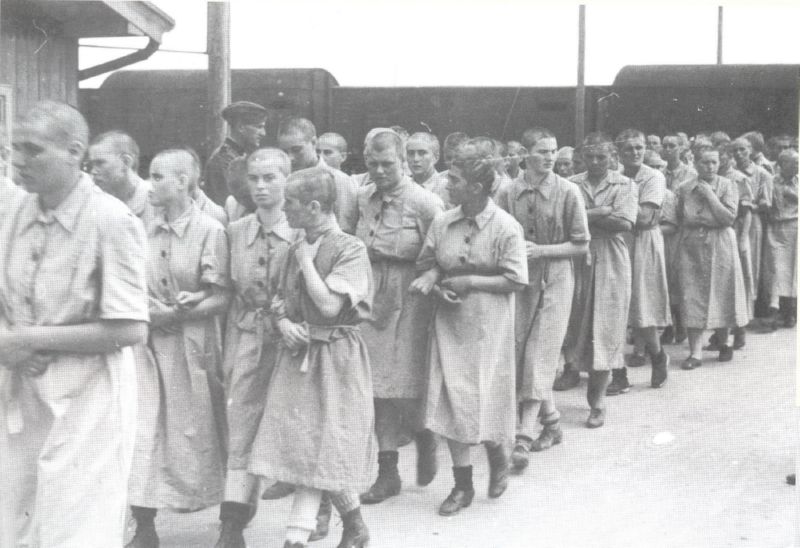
[
  {"x1": 498, "y1": 219, "x2": 529, "y2": 285},
  {"x1": 200, "y1": 223, "x2": 231, "y2": 288},
  {"x1": 324, "y1": 237, "x2": 373, "y2": 315},
  {"x1": 98, "y1": 210, "x2": 149, "y2": 321},
  {"x1": 639, "y1": 171, "x2": 666, "y2": 208},
  {"x1": 565, "y1": 184, "x2": 590, "y2": 242}
]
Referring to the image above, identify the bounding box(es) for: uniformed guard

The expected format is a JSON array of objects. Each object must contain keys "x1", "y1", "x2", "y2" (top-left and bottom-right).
[{"x1": 204, "y1": 101, "x2": 268, "y2": 206}]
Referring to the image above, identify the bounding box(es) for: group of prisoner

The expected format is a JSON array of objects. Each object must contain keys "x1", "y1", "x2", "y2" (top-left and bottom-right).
[{"x1": 0, "y1": 99, "x2": 797, "y2": 548}]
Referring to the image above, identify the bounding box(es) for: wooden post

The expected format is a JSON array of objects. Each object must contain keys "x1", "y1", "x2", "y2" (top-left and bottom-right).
[
  {"x1": 206, "y1": 1, "x2": 231, "y2": 158},
  {"x1": 717, "y1": 6, "x2": 723, "y2": 64},
  {"x1": 574, "y1": 4, "x2": 586, "y2": 146}
]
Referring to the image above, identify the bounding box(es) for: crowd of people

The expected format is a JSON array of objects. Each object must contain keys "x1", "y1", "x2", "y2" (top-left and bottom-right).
[{"x1": 0, "y1": 99, "x2": 797, "y2": 548}]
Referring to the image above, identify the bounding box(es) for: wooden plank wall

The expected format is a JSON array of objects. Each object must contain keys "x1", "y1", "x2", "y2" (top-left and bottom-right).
[{"x1": 0, "y1": 11, "x2": 78, "y2": 117}]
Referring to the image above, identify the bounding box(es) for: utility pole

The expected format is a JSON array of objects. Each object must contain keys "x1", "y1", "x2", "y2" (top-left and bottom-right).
[
  {"x1": 717, "y1": 6, "x2": 723, "y2": 64},
  {"x1": 575, "y1": 4, "x2": 586, "y2": 146},
  {"x1": 207, "y1": 1, "x2": 231, "y2": 157}
]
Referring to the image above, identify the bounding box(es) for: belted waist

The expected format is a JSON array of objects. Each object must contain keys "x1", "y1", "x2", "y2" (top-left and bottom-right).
[
  {"x1": 368, "y1": 249, "x2": 416, "y2": 264},
  {"x1": 307, "y1": 323, "x2": 360, "y2": 342}
]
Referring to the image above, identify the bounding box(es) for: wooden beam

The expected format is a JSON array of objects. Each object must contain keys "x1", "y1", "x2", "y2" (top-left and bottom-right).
[
  {"x1": 206, "y1": 2, "x2": 231, "y2": 157},
  {"x1": 574, "y1": 4, "x2": 586, "y2": 146},
  {"x1": 717, "y1": 6, "x2": 723, "y2": 65}
]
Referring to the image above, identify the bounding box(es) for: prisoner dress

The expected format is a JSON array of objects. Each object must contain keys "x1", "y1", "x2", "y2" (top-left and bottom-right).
[
  {"x1": 565, "y1": 171, "x2": 638, "y2": 371},
  {"x1": 764, "y1": 174, "x2": 798, "y2": 299},
  {"x1": 496, "y1": 171, "x2": 589, "y2": 403},
  {"x1": 129, "y1": 204, "x2": 230, "y2": 510},
  {"x1": 417, "y1": 199, "x2": 528, "y2": 445},
  {"x1": 0, "y1": 175, "x2": 147, "y2": 547},
  {"x1": 249, "y1": 227, "x2": 375, "y2": 492},
  {"x1": 356, "y1": 177, "x2": 443, "y2": 399},
  {"x1": 737, "y1": 162, "x2": 773, "y2": 298},
  {"x1": 675, "y1": 176, "x2": 749, "y2": 329},
  {"x1": 720, "y1": 166, "x2": 755, "y2": 317},
  {"x1": 223, "y1": 212, "x2": 300, "y2": 470}
]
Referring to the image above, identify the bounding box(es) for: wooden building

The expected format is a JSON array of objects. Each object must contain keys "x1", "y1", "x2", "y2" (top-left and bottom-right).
[{"x1": 0, "y1": 0, "x2": 173, "y2": 176}]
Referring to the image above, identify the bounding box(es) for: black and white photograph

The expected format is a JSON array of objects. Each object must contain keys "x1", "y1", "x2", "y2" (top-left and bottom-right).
[{"x1": 0, "y1": 0, "x2": 798, "y2": 546}]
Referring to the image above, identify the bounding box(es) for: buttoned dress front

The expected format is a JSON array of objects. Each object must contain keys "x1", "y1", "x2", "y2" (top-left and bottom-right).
[
  {"x1": 417, "y1": 200, "x2": 528, "y2": 445},
  {"x1": 675, "y1": 176, "x2": 749, "y2": 329},
  {"x1": 764, "y1": 174, "x2": 798, "y2": 298},
  {"x1": 738, "y1": 163, "x2": 773, "y2": 296},
  {"x1": 720, "y1": 167, "x2": 755, "y2": 316},
  {"x1": 496, "y1": 171, "x2": 589, "y2": 402},
  {"x1": 223, "y1": 213, "x2": 300, "y2": 470},
  {"x1": 628, "y1": 164, "x2": 671, "y2": 328},
  {"x1": 565, "y1": 171, "x2": 638, "y2": 371},
  {"x1": 661, "y1": 164, "x2": 696, "y2": 301},
  {"x1": 249, "y1": 228, "x2": 375, "y2": 492},
  {"x1": 356, "y1": 178, "x2": 443, "y2": 399},
  {"x1": 0, "y1": 175, "x2": 148, "y2": 548},
  {"x1": 129, "y1": 204, "x2": 230, "y2": 510}
]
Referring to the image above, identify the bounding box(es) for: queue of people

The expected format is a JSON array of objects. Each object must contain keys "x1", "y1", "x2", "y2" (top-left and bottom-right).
[{"x1": 0, "y1": 99, "x2": 797, "y2": 548}]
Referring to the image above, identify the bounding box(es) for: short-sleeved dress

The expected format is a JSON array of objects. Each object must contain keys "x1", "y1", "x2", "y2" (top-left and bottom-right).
[
  {"x1": 496, "y1": 171, "x2": 589, "y2": 403},
  {"x1": 223, "y1": 213, "x2": 301, "y2": 470},
  {"x1": 738, "y1": 163, "x2": 773, "y2": 296},
  {"x1": 720, "y1": 166, "x2": 755, "y2": 317},
  {"x1": 249, "y1": 228, "x2": 375, "y2": 492},
  {"x1": 129, "y1": 204, "x2": 230, "y2": 510},
  {"x1": 0, "y1": 175, "x2": 148, "y2": 547},
  {"x1": 675, "y1": 176, "x2": 749, "y2": 329},
  {"x1": 417, "y1": 199, "x2": 528, "y2": 445},
  {"x1": 764, "y1": 174, "x2": 798, "y2": 299},
  {"x1": 565, "y1": 171, "x2": 638, "y2": 371},
  {"x1": 628, "y1": 164, "x2": 671, "y2": 328},
  {"x1": 356, "y1": 178, "x2": 443, "y2": 399}
]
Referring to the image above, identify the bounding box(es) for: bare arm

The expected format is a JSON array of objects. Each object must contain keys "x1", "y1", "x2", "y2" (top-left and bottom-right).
[
  {"x1": 441, "y1": 274, "x2": 525, "y2": 296},
  {"x1": 593, "y1": 215, "x2": 634, "y2": 233},
  {"x1": 700, "y1": 186, "x2": 737, "y2": 226},
  {"x1": 528, "y1": 241, "x2": 588, "y2": 260},
  {"x1": 298, "y1": 255, "x2": 346, "y2": 318},
  {"x1": 9, "y1": 320, "x2": 148, "y2": 354},
  {"x1": 635, "y1": 203, "x2": 659, "y2": 229}
]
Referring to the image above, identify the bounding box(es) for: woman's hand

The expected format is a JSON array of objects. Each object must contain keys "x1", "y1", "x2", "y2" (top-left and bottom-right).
[
  {"x1": 435, "y1": 286, "x2": 462, "y2": 306},
  {"x1": 441, "y1": 275, "x2": 473, "y2": 296},
  {"x1": 0, "y1": 329, "x2": 38, "y2": 369},
  {"x1": 175, "y1": 290, "x2": 207, "y2": 310},
  {"x1": 526, "y1": 241, "x2": 545, "y2": 260},
  {"x1": 278, "y1": 318, "x2": 309, "y2": 351},
  {"x1": 409, "y1": 271, "x2": 438, "y2": 295}
]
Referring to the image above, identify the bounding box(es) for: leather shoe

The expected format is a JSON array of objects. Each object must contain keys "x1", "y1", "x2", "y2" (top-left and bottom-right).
[
  {"x1": 627, "y1": 353, "x2": 647, "y2": 367},
  {"x1": 307, "y1": 493, "x2": 331, "y2": 542},
  {"x1": 553, "y1": 367, "x2": 580, "y2": 391},
  {"x1": 438, "y1": 487, "x2": 475, "y2": 516},
  {"x1": 718, "y1": 345, "x2": 733, "y2": 362},
  {"x1": 360, "y1": 473, "x2": 401, "y2": 504},
  {"x1": 510, "y1": 437, "x2": 532, "y2": 472},
  {"x1": 681, "y1": 357, "x2": 702, "y2": 370},
  {"x1": 531, "y1": 424, "x2": 563, "y2": 452},
  {"x1": 586, "y1": 408, "x2": 605, "y2": 429}
]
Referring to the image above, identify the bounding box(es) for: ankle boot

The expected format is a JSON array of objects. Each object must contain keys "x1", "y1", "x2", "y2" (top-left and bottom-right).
[
  {"x1": 336, "y1": 507, "x2": 370, "y2": 548},
  {"x1": 439, "y1": 466, "x2": 474, "y2": 516},
  {"x1": 606, "y1": 368, "x2": 631, "y2": 396},
  {"x1": 360, "y1": 451, "x2": 401, "y2": 504},
  {"x1": 553, "y1": 363, "x2": 580, "y2": 391},
  {"x1": 650, "y1": 349, "x2": 669, "y2": 388},
  {"x1": 660, "y1": 325, "x2": 675, "y2": 345},
  {"x1": 415, "y1": 429, "x2": 438, "y2": 486},
  {"x1": 126, "y1": 506, "x2": 158, "y2": 548},
  {"x1": 757, "y1": 308, "x2": 781, "y2": 333},
  {"x1": 214, "y1": 501, "x2": 253, "y2": 548},
  {"x1": 530, "y1": 417, "x2": 563, "y2": 452},
  {"x1": 732, "y1": 327, "x2": 746, "y2": 349},
  {"x1": 485, "y1": 442, "x2": 509, "y2": 498},
  {"x1": 308, "y1": 493, "x2": 332, "y2": 542}
]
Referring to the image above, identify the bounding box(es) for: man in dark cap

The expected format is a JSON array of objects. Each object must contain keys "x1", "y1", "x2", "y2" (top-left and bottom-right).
[{"x1": 203, "y1": 101, "x2": 268, "y2": 206}]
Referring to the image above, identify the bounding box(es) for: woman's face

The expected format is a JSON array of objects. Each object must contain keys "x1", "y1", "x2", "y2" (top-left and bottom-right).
[
  {"x1": 247, "y1": 159, "x2": 287, "y2": 209},
  {"x1": 446, "y1": 165, "x2": 478, "y2": 206},
  {"x1": 525, "y1": 137, "x2": 558, "y2": 176},
  {"x1": 618, "y1": 136, "x2": 646, "y2": 169},
  {"x1": 582, "y1": 144, "x2": 611, "y2": 179},
  {"x1": 661, "y1": 136, "x2": 682, "y2": 163},
  {"x1": 695, "y1": 150, "x2": 720, "y2": 181}
]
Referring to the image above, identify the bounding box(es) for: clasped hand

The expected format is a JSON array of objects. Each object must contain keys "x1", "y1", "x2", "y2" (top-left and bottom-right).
[{"x1": 0, "y1": 327, "x2": 52, "y2": 376}]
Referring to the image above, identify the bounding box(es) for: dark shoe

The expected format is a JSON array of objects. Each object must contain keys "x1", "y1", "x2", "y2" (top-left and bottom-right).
[
  {"x1": 787, "y1": 473, "x2": 796, "y2": 486},
  {"x1": 214, "y1": 501, "x2": 253, "y2": 548},
  {"x1": 586, "y1": 408, "x2": 605, "y2": 429},
  {"x1": 308, "y1": 494, "x2": 332, "y2": 542},
  {"x1": 606, "y1": 368, "x2": 631, "y2": 396},
  {"x1": 718, "y1": 345, "x2": 733, "y2": 362},
  {"x1": 703, "y1": 332, "x2": 721, "y2": 351},
  {"x1": 650, "y1": 350, "x2": 669, "y2": 389},
  {"x1": 627, "y1": 353, "x2": 647, "y2": 367},
  {"x1": 261, "y1": 481, "x2": 295, "y2": 500},
  {"x1": 438, "y1": 487, "x2": 475, "y2": 516},
  {"x1": 415, "y1": 429, "x2": 438, "y2": 487},
  {"x1": 530, "y1": 423, "x2": 563, "y2": 452},
  {"x1": 126, "y1": 507, "x2": 158, "y2": 548},
  {"x1": 336, "y1": 507, "x2": 370, "y2": 548},
  {"x1": 553, "y1": 366, "x2": 580, "y2": 391},
  {"x1": 660, "y1": 326, "x2": 675, "y2": 345},
  {"x1": 681, "y1": 357, "x2": 702, "y2": 370},
  {"x1": 732, "y1": 327, "x2": 746, "y2": 350},
  {"x1": 756, "y1": 309, "x2": 781, "y2": 333},
  {"x1": 485, "y1": 442, "x2": 509, "y2": 498},
  {"x1": 360, "y1": 452, "x2": 401, "y2": 504},
  {"x1": 510, "y1": 436, "x2": 532, "y2": 472},
  {"x1": 283, "y1": 542, "x2": 306, "y2": 548}
]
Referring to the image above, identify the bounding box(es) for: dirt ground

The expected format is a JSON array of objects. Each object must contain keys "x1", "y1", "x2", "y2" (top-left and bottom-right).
[{"x1": 141, "y1": 326, "x2": 797, "y2": 548}]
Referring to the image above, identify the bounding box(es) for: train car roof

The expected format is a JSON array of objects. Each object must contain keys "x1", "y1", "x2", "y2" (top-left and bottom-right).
[
  {"x1": 614, "y1": 64, "x2": 799, "y2": 89},
  {"x1": 98, "y1": 68, "x2": 339, "y2": 89}
]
